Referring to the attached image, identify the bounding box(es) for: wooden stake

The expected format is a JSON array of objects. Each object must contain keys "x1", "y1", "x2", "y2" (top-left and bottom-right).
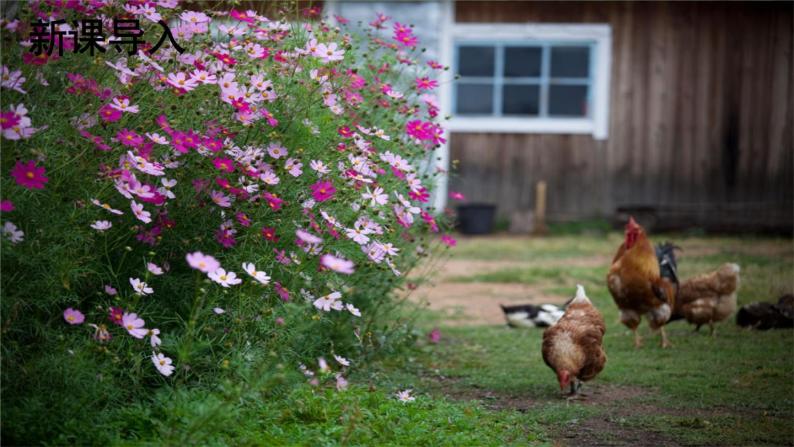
[{"x1": 534, "y1": 181, "x2": 548, "y2": 235}]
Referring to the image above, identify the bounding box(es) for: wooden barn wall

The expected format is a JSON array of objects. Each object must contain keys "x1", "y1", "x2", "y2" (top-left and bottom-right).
[{"x1": 450, "y1": 1, "x2": 794, "y2": 228}]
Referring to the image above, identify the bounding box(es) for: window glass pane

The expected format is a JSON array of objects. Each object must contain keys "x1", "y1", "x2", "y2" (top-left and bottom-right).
[
  {"x1": 504, "y1": 47, "x2": 542, "y2": 77},
  {"x1": 456, "y1": 83, "x2": 494, "y2": 115},
  {"x1": 548, "y1": 85, "x2": 589, "y2": 117},
  {"x1": 458, "y1": 46, "x2": 495, "y2": 77},
  {"x1": 502, "y1": 84, "x2": 540, "y2": 116},
  {"x1": 550, "y1": 46, "x2": 590, "y2": 78}
]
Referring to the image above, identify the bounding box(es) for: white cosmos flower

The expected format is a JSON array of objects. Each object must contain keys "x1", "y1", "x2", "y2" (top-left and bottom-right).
[
  {"x1": 208, "y1": 268, "x2": 242, "y2": 287},
  {"x1": 313, "y1": 291, "x2": 343, "y2": 312},
  {"x1": 345, "y1": 303, "x2": 361, "y2": 317},
  {"x1": 130, "y1": 277, "x2": 153, "y2": 295},
  {"x1": 147, "y1": 262, "x2": 164, "y2": 275},
  {"x1": 334, "y1": 355, "x2": 350, "y2": 367},
  {"x1": 151, "y1": 352, "x2": 175, "y2": 376},
  {"x1": 91, "y1": 220, "x2": 112, "y2": 231},
  {"x1": 91, "y1": 198, "x2": 123, "y2": 215},
  {"x1": 396, "y1": 389, "x2": 415, "y2": 403},
  {"x1": 242, "y1": 262, "x2": 271, "y2": 285}
]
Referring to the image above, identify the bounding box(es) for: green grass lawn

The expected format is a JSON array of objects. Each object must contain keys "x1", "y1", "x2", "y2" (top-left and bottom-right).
[{"x1": 357, "y1": 233, "x2": 794, "y2": 446}]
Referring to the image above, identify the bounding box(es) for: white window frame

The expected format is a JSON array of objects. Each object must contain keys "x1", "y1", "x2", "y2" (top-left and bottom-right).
[{"x1": 445, "y1": 23, "x2": 611, "y2": 140}]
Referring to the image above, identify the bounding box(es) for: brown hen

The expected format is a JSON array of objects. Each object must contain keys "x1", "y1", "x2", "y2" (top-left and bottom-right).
[{"x1": 542, "y1": 285, "x2": 607, "y2": 396}]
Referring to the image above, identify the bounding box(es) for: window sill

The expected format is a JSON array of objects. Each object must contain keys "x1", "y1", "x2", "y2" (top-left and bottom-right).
[{"x1": 447, "y1": 117, "x2": 602, "y2": 138}]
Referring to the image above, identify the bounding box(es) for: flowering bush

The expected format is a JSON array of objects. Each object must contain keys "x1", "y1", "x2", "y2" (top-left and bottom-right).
[{"x1": 0, "y1": 1, "x2": 454, "y2": 442}]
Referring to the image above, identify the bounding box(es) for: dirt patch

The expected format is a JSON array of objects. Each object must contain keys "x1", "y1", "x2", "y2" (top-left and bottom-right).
[{"x1": 556, "y1": 412, "x2": 682, "y2": 447}]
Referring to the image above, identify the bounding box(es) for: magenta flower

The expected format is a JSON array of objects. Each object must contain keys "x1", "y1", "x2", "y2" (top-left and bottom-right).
[
  {"x1": 121, "y1": 312, "x2": 148, "y2": 338},
  {"x1": 415, "y1": 77, "x2": 438, "y2": 91},
  {"x1": 0, "y1": 111, "x2": 20, "y2": 129},
  {"x1": 186, "y1": 251, "x2": 220, "y2": 273},
  {"x1": 10, "y1": 160, "x2": 48, "y2": 189},
  {"x1": 63, "y1": 308, "x2": 85, "y2": 325},
  {"x1": 212, "y1": 157, "x2": 234, "y2": 173},
  {"x1": 441, "y1": 234, "x2": 457, "y2": 247},
  {"x1": 108, "y1": 306, "x2": 124, "y2": 326},
  {"x1": 449, "y1": 191, "x2": 466, "y2": 201},
  {"x1": 117, "y1": 128, "x2": 143, "y2": 147},
  {"x1": 428, "y1": 328, "x2": 441, "y2": 344},
  {"x1": 310, "y1": 180, "x2": 336, "y2": 202},
  {"x1": 0, "y1": 200, "x2": 14, "y2": 212},
  {"x1": 261, "y1": 226, "x2": 279, "y2": 242},
  {"x1": 274, "y1": 282, "x2": 290, "y2": 301},
  {"x1": 98, "y1": 103, "x2": 122, "y2": 122}
]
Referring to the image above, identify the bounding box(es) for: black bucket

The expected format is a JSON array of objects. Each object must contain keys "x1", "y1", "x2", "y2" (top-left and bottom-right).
[{"x1": 456, "y1": 204, "x2": 497, "y2": 235}]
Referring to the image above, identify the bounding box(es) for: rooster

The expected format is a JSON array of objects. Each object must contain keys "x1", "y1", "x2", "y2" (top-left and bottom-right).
[
  {"x1": 607, "y1": 217, "x2": 677, "y2": 348},
  {"x1": 542, "y1": 285, "x2": 606, "y2": 396},
  {"x1": 674, "y1": 263, "x2": 740, "y2": 335}
]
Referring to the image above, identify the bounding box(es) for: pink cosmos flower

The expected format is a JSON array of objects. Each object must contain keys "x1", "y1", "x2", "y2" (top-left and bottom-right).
[
  {"x1": 296, "y1": 229, "x2": 322, "y2": 245},
  {"x1": 314, "y1": 42, "x2": 345, "y2": 63},
  {"x1": 166, "y1": 72, "x2": 199, "y2": 91},
  {"x1": 63, "y1": 308, "x2": 85, "y2": 325},
  {"x1": 186, "y1": 251, "x2": 220, "y2": 273},
  {"x1": 110, "y1": 96, "x2": 139, "y2": 113},
  {"x1": 151, "y1": 352, "x2": 175, "y2": 376},
  {"x1": 334, "y1": 355, "x2": 350, "y2": 367},
  {"x1": 10, "y1": 160, "x2": 48, "y2": 189},
  {"x1": 336, "y1": 373, "x2": 349, "y2": 391},
  {"x1": 213, "y1": 307, "x2": 225, "y2": 314},
  {"x1": 321, "y1": 254, "x2": 355, "y2": 274},
  {"x1": 131, "y1": 201, "x2": 152, "y2": 223},
  {"x1": 121, "y1": 312, "x2": 148, "y2": 338},
  {"x1": 210, "y1": 190, "x2": 232, "y2": 207},
  {"x1": 310, "y1": 180, "x2": 335, "y2": 202},
  {"x1": 1, "y1": 200, "x2": 15, "y2": 212},
  {"x1": 105, "y1": 285, "x2": 118, "y2": 296}
]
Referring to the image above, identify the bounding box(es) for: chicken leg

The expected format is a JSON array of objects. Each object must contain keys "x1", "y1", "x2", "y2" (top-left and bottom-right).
[
  {"x1": 633, "y1": 329, "x2": 643, "y2": 348},
  {"x1": 659, "y1": 326, "x2": 672, "y2": 348}
]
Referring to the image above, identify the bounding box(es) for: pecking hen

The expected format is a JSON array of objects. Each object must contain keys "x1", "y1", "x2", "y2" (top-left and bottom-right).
[
  {"x1": 542, "y1": 285, "x2": 606, "y2": 396},
  {"x1": 607, "y1": 217, "x2": 677, "y2": 348},
  {"x1": 674, "y1": 263, "x2": 741, "y2": 335}
]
